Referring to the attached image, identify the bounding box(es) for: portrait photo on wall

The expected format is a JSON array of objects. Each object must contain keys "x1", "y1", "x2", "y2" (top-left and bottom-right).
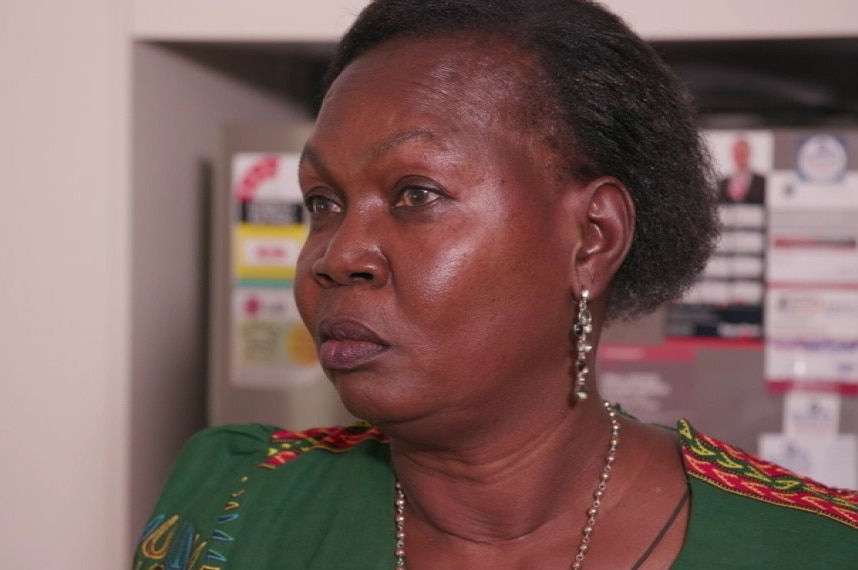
[{"x1": 717, "y1": 136, "x2": 768, "y2": 204}]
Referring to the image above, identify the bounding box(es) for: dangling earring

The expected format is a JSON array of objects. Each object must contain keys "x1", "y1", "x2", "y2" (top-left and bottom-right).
[{"x1": 573, "y1": 289, "x2": 593, "y2": 400}]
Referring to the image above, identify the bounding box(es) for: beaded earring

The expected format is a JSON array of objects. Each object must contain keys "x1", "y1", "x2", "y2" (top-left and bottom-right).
[{"x1": 573, "y1": 289, "x2": 593, "y2": 400}]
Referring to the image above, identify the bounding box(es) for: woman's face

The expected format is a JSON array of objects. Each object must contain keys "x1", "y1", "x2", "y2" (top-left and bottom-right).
[{"x1": 295, "y1": 36, "x2": 586, "y2": 430}]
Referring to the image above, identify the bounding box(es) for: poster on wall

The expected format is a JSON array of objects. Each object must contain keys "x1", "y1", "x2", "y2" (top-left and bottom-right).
[
  {"x1": 229, "y1": 152, "x2": 323, "y2": 388},
  {"x1": 758, "y1": 433, "x2": 857, "y2": 489},
  {"x1": 782, "y1": 391, "x2": 841, "y2": 437},
  {"x1": 597, "y1": 344, "x2": 694, "y2": 425},
  {"x1": 764, "y1": 131, "x2": 858, "y2": 393},
  {"x1": 666, "y1": 130, "x2": 772, "y2": 342}
]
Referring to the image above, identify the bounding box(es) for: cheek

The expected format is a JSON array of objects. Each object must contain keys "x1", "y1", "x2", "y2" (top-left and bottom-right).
[
  {"x1": 397, "y1": 220, "x2": 542, "y2": 330},
  {"x1": 408, "y1": 241, "x2": 477, "y2": 304},
  {"x1": 293, "y1": 245, "x2": 320, "y2": 330},
  {"x1": 419, "y1": 208, "x2": 569, "y2": 323}
]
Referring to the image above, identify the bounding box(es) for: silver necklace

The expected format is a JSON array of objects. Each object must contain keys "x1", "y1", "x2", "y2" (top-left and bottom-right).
[{"x1": 394, "y1": 400, "x2": 620, "y2": 570}]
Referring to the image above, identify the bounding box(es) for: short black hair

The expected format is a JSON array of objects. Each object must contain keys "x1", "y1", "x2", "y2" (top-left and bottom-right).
[{"x1": 325, "y1": 0, "x2": 720, "y2": 321}]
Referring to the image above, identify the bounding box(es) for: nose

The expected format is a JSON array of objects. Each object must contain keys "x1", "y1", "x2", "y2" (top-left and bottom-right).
[{"x1": 311, "y1": 211, "x2": 390, "y2": 288}]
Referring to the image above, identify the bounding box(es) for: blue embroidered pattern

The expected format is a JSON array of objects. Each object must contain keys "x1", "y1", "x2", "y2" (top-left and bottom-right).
[{"x1": 135, "y1": 474, "x2": 251, "y2": 570}]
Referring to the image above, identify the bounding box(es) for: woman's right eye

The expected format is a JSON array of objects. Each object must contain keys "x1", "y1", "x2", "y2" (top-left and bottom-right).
[{"x1": 305, "y1": 195, "x2": 342, "y2": 216}]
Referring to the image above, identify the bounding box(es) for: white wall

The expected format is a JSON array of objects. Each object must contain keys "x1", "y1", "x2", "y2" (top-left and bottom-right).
[
  {"x1": 131, "y1": 0, "x2": 858, "y2": 41},
  {"x1": 0, "y1": 0, "x2": 131, "y2": 568},
  {"x1": 606, "y1": 0, "x2": 858, "y2": 39},
  {"x1": 132, "y1": 0, "x2": 371, "y2": 41},
  {"x1": 130, "y1": 42, "x2": 309, "y2": 538}
]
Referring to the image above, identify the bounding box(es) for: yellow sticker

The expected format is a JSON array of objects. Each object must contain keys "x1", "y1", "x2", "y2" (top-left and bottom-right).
[{"x1": 233, "y1": 223, "x2": 307, "y2": 280}]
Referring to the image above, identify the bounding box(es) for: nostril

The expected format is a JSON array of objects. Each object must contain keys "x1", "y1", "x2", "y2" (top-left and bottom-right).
[
  {"x1": 310, "y1": 244, "x2": 387, "y2": 287},
  {"x1": 315, "y1": 271, "x2": 336, "y2": 286}
]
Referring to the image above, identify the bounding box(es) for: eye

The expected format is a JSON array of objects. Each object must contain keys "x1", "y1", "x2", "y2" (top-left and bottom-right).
[
  {"x1": 395, "y1": 186, "x2": 442, "y2": 208},
  {"x1": 305, "y1": 194, "x2": 342, "y2": 216}
]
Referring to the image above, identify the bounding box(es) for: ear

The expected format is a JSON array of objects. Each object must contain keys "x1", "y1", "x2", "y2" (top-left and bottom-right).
[{"x1": 568, "y1": 177, "x2": 636, "y2": 299}]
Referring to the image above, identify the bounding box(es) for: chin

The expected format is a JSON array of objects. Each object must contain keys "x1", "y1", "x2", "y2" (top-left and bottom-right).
[{"x1": 332, "y1": 374, "x2": 422, "y2": 426}]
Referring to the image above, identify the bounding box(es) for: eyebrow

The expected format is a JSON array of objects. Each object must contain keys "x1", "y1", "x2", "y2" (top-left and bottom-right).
[
  {"x1": 299, "y1": 127, "x2": 447, "y2": 178},
  {"x1": 298, "y1": 145, "x2": 333, "y2": 181}
]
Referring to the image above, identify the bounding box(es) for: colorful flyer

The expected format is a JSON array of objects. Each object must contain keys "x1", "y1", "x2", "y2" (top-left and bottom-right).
[
  {"x1": 764, "y1": 131, "x2": 858, "y2": 393},
  {"x1": 228, "y1": 152, "x2": 325, "y2": 389},
  {"x1": 765, "y1": 287, "x2": 858, "y2": 391},
  {"x1": 666, "y1": 130, "x2": 772, "y2": 341},
  {"x1": 231, "y1": 287, "x2": 322, "y2": 388}
]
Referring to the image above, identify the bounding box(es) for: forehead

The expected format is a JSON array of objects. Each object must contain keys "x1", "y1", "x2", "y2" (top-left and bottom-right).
[{"x1": 316, "y1": 34, "x2": 539, "y2": 141}]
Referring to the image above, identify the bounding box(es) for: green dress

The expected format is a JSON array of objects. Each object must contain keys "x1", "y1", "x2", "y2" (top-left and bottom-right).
[{"x1": 135, "y1": 420, "x2": 858, "y2": 569}]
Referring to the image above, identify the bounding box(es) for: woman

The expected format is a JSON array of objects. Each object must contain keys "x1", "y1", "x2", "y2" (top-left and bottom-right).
[{"x1": 135, "y1": 1, "x2": 858, "y2": 568}]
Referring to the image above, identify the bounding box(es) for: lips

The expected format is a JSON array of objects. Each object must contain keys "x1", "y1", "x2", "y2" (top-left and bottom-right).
[{"x1": 318, "y1": 319, "x2": 390, "y2": 370}]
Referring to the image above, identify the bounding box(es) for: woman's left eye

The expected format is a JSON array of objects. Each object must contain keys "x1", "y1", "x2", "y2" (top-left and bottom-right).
[{"x1": 395, "y1": 186, "x2": 442, "y2": 208}]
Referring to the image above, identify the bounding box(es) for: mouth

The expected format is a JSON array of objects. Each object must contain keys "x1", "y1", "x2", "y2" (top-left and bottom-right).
[{"x1": 317, "y1": 318, "x2": 390, "y2": 370}]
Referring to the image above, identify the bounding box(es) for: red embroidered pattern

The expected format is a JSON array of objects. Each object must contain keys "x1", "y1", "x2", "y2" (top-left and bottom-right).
[
  {"x1": 679, "y1": 419, "x2": 858, "y2": 530},
  {"x1": 260, "y1": 422, "x2": 389, "y2": 469}
]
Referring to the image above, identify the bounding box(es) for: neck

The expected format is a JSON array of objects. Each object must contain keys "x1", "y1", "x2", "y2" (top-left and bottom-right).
[{"x1": 388, "y1": 396, "x2": 615, "y2": 543}]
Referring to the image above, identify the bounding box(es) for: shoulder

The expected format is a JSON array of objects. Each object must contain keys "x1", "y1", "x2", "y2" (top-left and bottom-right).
[
  {"x1": 150, "y1": 421, "x2": 389, "y2": 500},
  {"x1": 180, "y1": 422, "x2": 279, "y2": 460},
  {"x1": 164, "y1": 421, "x2": 389, "y2": 474},
  {"x1": 134, "y1": 424, "x2": 275, "y2": 567},
  {"x1": 677, "y1": 418, "x2": 858, "y2": 529},
  {"x1": 135, "y1": 422, "x2": 391, "y2": 569},
  {"x1": 261, "y1": 421, "x2": 389, "y2": 469},
  {"x1": 674, "y1": 419, "x2": 858, "y2": 568},
  {"x1": 148, "y1": 424, "x2": 278, "y2": 506}
]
